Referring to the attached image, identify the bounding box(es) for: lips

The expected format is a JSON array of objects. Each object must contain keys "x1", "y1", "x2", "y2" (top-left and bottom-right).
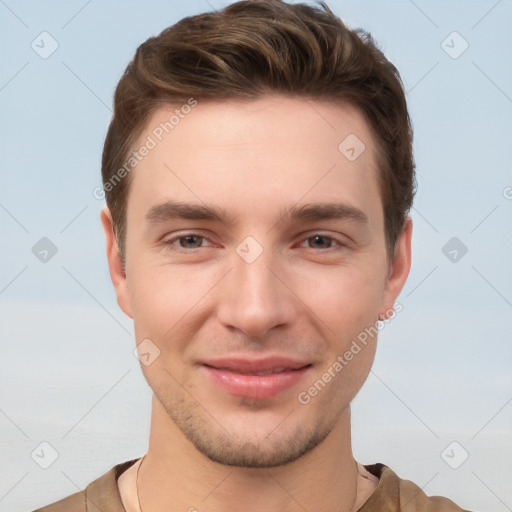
[{"x1": 202, "y1": 356, "x2": 311, "y2": 400}]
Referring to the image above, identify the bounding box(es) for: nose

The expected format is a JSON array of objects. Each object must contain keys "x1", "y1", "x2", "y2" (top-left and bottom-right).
[{"x1": 216, "y1": 246, "x2": 297, "y2": 340}]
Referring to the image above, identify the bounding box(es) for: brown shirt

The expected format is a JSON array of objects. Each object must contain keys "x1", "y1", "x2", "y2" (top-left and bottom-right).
[{"x1": 33, "y1": 459, "x2": 470, "y2": 512}]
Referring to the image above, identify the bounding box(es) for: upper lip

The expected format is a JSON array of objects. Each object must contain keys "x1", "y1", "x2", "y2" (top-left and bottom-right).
[{"x1": 202, "y1": 356, "x2": 310, "y2": 374}]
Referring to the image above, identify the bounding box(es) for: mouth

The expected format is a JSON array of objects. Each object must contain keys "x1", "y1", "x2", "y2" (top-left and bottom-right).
[{"x1": 201, "y1": 357, "x2": 312, "y2": 400}]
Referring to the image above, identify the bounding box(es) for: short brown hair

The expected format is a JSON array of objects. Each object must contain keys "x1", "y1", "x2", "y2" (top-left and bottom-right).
[{"x1": 101, "y1": 0, "x2": 415, "y2": 260}]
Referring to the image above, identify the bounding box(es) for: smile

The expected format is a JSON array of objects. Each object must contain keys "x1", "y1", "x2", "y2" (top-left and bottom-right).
[{"x1": 202, "y1": 356, "x2": 311, "y2": 400}]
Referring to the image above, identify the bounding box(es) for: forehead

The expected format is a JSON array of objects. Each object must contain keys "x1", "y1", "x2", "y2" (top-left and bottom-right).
[
  {"x1": 127, "y1": 95, "x2": 382, "y2": 229},
  {"x1": 138, "y1": 95, "x2": 377, "y2": 160}
]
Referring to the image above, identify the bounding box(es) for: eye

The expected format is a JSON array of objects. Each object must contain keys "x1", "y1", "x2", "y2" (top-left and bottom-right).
[
  {"x1": 299, "y1": 234, "x2": 343, "y2": 250},
  {"x1": 163, "y1": 233, "x2": 209, "y2": 250},
  {"x1": 161, "y1": 232, "x2": 345, "y2": 253}
]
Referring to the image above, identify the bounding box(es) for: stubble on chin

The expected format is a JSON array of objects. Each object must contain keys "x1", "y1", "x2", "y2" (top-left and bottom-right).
[{"x1": 151, "y1": 381, "x2": 335, "y2": 468}]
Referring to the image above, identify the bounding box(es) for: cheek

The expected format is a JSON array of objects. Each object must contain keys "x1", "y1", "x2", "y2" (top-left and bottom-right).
[
  {"x1": 127, "y1": 262, "x2": 217, "y2": 347},
  {"x1": 128, "y1": 268, "x2": 198, "y2": 385},
  {"x1": 128, "y1": 264, "x2": 180, "y2": 340},
  {"x1": 321, "y1": 266, "x2": 385, "y2": 398},
  {"x1": 304, "y1": 263, "x2": 385, "y2": 337}
]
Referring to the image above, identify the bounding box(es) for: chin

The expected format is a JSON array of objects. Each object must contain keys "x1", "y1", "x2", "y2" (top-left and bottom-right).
[
  {"x1": 150, "y1": 369, "x2": 345, "y2": 468},
  {"x1": 168, "y1": 400, "x2": 335, "y2": 468},
  {"x1": 190, "y1": 425, "x2": 332, "y2": 468}
]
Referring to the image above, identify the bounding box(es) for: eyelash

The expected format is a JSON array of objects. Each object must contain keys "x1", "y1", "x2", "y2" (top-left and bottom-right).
[{"x1": 162, "y1": 232, "x2": 346, "y2": 252}]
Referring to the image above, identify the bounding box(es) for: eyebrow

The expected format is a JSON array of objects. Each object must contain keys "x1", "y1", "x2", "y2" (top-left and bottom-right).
[
  {"x1": 278, "y1": 202, "x2": 368, "y2": 225},
  {"x1": 145, "y1": 200, "x2": 368, "y2": 226},
  {"x1": 145, "y1": 201, "x2": 237, "y2": 225}
]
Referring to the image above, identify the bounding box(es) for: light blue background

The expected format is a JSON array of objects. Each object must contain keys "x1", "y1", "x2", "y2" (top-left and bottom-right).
[{"x1": 1, "y1": 1, "x2": 511, "y2": 510}]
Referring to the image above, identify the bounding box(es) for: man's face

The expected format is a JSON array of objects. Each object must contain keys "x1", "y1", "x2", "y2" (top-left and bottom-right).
[{"x1": 104, "y1": 96, "x2": 411, "y2": 467}]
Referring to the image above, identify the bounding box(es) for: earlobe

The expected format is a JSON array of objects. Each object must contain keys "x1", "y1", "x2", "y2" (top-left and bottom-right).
[
  {"x1": 380, "y1": 217, "x2": 413, "y2": 317},
  {"x1": 100, "y1": 207, "x2": 133, "y2": 319}
]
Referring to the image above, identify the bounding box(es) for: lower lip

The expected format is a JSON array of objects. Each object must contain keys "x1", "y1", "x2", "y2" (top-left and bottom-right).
[{"x1": 203, "y1": 365, "x2": 310, "y2": 400}]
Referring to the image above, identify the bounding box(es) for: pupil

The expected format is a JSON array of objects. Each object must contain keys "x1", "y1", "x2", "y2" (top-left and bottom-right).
[
  {"x1": 182, "y1": 235, "x2": 201, "y2": 248},
  {"x1": 312, "y1": 235, "x2": 330, "y2": 248}
]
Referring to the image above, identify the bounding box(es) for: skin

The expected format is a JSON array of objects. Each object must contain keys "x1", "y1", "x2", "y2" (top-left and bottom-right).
[{"x1": 102, "y1": 95, "x2": 412, "y2": 512}]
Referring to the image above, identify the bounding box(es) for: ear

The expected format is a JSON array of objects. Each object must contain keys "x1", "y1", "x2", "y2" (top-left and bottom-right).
[
  {"x1": 379, "y1": 217, "x2": 412, "y2": 317},
  {"x1": 100, "y1": 207, "x2": 133, "y2": 319}
]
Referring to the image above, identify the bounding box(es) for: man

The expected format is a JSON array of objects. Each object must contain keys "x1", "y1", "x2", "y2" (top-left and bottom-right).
[{"x1": 34, "y1": 0, "x2": 470, "y2": 510}]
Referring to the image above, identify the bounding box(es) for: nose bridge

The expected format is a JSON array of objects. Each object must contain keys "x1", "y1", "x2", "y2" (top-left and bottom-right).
[{"x1": 217, "y1": 240, "x2": 295, "y2": 338}]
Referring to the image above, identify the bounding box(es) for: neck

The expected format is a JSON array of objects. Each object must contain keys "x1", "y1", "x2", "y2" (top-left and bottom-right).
[{"x1": 137, "y1": 395, "x2": 361, "y2": 512}]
